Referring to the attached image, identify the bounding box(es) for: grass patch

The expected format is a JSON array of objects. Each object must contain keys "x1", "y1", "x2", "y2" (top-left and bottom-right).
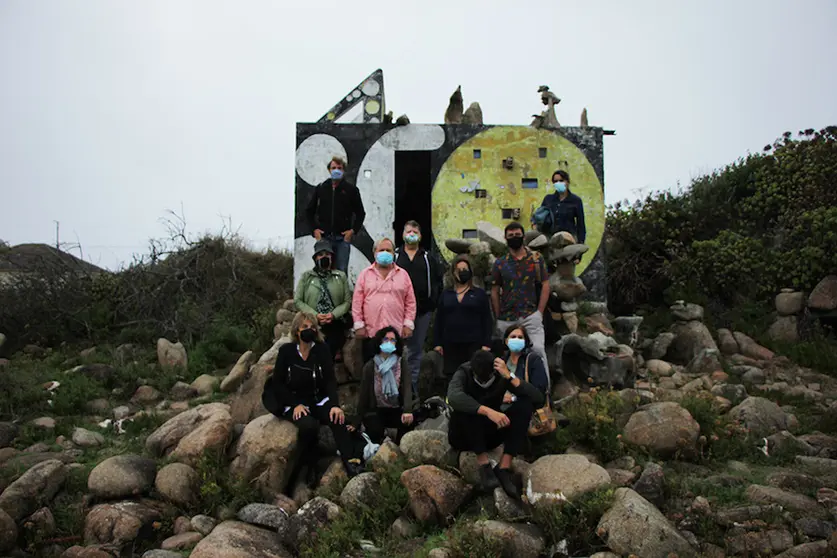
[
  {"x1": 544, "y1": 388, "x2": 629, "y2": 462},
  {"x1": 532, "y1": 487, "x2": 615, "y2": 554},
  {"x1": 190, "y1": 450, "x2": 259, "y2": 517},
  {"x1": 679, "y1": 394, "x2": 756, "y2": 462}
]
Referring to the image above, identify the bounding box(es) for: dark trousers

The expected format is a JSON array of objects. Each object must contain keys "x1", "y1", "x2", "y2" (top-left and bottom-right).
[
  {"x1": 362, "y1": 407, "x2": 411, "y2": 445},
  {"x1": 321, "y1": 321, "x2": 346, "y2": 361},
  {"x1": 442, "y1": 342, "x2": 482, "y2": 378},
  {"x1": 284, "y1": 404, "x2": 356, "y2": 472},
  {"x1": 448, "y1": 398, "x2": 534, "y2": 457}
]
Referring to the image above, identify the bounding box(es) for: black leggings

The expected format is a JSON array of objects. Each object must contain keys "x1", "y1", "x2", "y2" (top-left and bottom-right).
[
  {"x1": 448, "y1": 397, "x2": 534, "y2": 457},
  {"x1": 284, "y1": 404, "x2": 356, "y2": 472},
  {"x1": 362, "y1": 407, "x2": 412, "y2": 445},
  {"x1": 321, "y1": 321, "x2": 347, "y2": 361}
]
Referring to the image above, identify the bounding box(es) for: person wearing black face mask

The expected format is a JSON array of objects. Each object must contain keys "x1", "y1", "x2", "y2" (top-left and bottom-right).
[
  {"x1": 295, "y1": 240, "x2": 352, "y2": 362},
  {"x1": 447, "y1": 350, "x2": 545, "y2": 498},
  {"x1": 263, "y1": 312, "x2": 363, "y2": 486},
  {"x1": 432, "y1": 255, "x2": 493, "y2": 380}
]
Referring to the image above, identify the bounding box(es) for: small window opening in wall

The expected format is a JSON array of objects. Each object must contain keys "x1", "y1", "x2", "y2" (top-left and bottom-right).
[
  {"x1": 473, "y1": 149, "x2": 482, "y2": 159},
  {"x1": 521, "y1": 178, "x2": 539, "y2": 189},
  {"x1": 501, "y1": 208, "x2": 521, "y2": 220},
  {"x1": 474, "y1": 189, "x2": 487, "y2": 198},
  {"x1": 363, "y1": 169, "x2": 372, "y2": 178},
  {"x1": 538, "y1": 147, "x2": 547, "y2": 158},
  {"x1": 462, "y1": 229, "x2": 478, "y2": 239}
]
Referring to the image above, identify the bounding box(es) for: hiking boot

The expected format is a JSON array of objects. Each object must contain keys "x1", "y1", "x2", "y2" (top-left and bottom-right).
[
  {"x1": 346, "y1": 459, "x2": 364, "y2": 478},
  {"x1": 479, "y1": 464, "x2": 500, "y2": 491},
  {"x1": 494, "y1": 466, "x2": 521, "y2": 500}
]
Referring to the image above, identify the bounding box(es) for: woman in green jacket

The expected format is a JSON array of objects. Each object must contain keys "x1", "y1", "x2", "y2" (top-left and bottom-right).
[{"x1": 295, "y1": 240, "x2": 352, "y2": 360}]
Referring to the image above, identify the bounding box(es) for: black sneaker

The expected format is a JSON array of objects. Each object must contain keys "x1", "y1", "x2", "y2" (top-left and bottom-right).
[
  {"x1": 494, "y1": 466, "x2": 521, "y2": 500},
  {"x1": 346, "y1": 459, "x2": 364, "y2": 478},
  {"x1": 479, "y1": 464, "x2": 500, "y2": 491}
]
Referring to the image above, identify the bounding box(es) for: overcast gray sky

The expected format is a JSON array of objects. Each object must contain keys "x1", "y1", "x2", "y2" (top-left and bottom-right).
[{"x1": 1, "y1": 1, "x2": 835, "y2": 270}]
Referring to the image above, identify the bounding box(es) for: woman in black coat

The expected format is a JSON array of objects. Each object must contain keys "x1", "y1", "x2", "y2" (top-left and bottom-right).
[{"x1": 263, "y1": 311, "x2": 362, "y2": 486}]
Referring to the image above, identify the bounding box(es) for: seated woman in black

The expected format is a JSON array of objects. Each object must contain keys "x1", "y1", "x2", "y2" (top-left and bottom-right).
[
  {"x1": 447, "y1": 349, "x2": 546, "y2": 499},
  {"x1": 499, "y1": 323, "x2": 549, "y2": 407},
  {"x1": 263, "y1": 311, "x2": 362, "y2": 486},
  {"x1": 433, "y1": 254, "x2": 493, "y2": 378},
  {"x1": 349, "y1": 326, "x2": 415, "y2": 444}
]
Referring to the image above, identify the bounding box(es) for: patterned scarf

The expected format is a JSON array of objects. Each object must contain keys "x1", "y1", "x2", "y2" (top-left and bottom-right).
[
  {"x1": 315, "y1": 271, "x2": 335, "y2": 315},
  {"x1": 373, "y1": 354, "x2": 400, "y2": 408}
]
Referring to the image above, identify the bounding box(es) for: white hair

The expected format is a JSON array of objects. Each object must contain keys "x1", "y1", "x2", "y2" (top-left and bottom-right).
[{"x1": 374, "y1": 237, "x2": 395, "y2": 252}]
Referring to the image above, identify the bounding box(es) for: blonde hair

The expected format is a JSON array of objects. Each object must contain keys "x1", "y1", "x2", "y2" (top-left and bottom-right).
[
  {"x1": 374, "y1": 237, "x2": 395, "y2": 252},
  {"x1": 289, "y1": 311, "x2": 324, "y2": 344}
]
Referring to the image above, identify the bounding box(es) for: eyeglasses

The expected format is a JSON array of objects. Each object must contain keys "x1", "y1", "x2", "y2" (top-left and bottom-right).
[{"x1": 383, "y1": 337, "x2": 397, "y2": 342}]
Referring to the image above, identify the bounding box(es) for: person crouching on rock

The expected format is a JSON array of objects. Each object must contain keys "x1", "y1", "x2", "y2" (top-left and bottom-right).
[
  {"x1": 348, "y1": 326, "x2": 415, "y2": 444},
  {"x1": 446, "y1": 349, "x2": 546, "y2": 499},
  {"x1": 263, "y1": 311, "x2": 363, "y2": 487}
]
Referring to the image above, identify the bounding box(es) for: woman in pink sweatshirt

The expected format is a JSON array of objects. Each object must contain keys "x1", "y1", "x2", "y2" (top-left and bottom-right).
[{"x1": 352, "y1": 237, "x2": 417, "y2": 363}]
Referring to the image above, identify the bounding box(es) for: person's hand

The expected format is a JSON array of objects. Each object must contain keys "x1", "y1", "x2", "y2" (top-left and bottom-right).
[
  {"x1": 493, "y1": 358, "x2": 511, "y2": 379},
  {"x1": 313, "y1": 229, "x2": 324, "y2": 240},
  {"x1": 402, "y1": 327, "x2": 413, "y2": 338},
  {"x1": 503, "y1": 392, "x2": 514, "y2": 404},
  {"x1": 317, "y1": 313, "x2": 329, "y2": 324},
  {"x1": 324, "y1": 313, "x2": 334, "y2": 324},
  {"x1": 346, "y1": 424, "x2": 356, "y2": 432},
  {"x1": 342, "y1": 230, "x2": 354, "y2": 243},
  {"x1": 329, "y1": 407, "x2": 345, "y2": 424},
  {"x1": 481, "y1": 346, "x2": 491, "y2": 352},
  {"x1": 433, "y1": 346, "x2": 444, "y2": 355},
  {"x1": 487, "y1": 409, "x2": 511, "y2": 428},
  {"x1": 355, "y1": 327, "x2": 367, "y2": 339},
  {"x1": 401, "y1": 413, "x2": 414, "y2": 425},
  {"x1": 293, "y1": 404, "x2": 309, "y2": 420}
]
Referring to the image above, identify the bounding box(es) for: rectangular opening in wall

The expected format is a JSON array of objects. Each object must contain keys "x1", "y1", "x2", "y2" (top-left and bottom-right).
[
  {"x1": 538, "y1": 147, "x2": 547, "y2": 158},
  {"x1": 394, "y1": 151, "x2": 432, "y2": 249},
  {"x1": 473, "y1": 149, "x2": 482, "y2": 159},
  {"x1": 501, "y1": 208, "x2": 521, "y2": 220},
  {"x1": 474, "y1": 189, "x2": 487, "y2": 198},
  {"x1": 462, "y1": 229, "x2": 478, "y2": 239},
  {"x1": 521, "y1": 178, "x2": 539, "y2": 189}
]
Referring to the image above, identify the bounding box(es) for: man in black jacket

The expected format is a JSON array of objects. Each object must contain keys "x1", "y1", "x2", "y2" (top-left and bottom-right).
[{"x1": 305, "y1": 157, "x2": 366, "y2": 273}]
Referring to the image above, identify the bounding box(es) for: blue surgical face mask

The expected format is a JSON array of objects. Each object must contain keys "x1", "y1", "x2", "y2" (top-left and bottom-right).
[
  {"x1": 553, "y1": 181, "x2": 567, "y2": 194},
  {"x1": 330, "y1": 168, "x2": 344, "y2": 181},
  {"x1": 376, "y1": 251, "x2": 394, "y2": 266},
  {"x1": 404, "y1": 233, "x2": 420, "y2": 245},
  {"x1": 507, "y1": 338, "x2": 526, "y2": 353},
  {"x1": 380, "y1": 341, "x2": 396, "y2": 354}
]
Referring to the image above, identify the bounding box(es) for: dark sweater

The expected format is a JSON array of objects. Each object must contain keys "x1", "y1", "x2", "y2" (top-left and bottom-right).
[
  {"x1": 395, "y1": 247, "x2": 442, "y2": 315},
  {"x1": 447, "y1": 358, "x2": 546, "y2": 415},
  {"x1": 353, "y1": 355, "x2": 413, "y2": 427},
  {"x1": 539, "y1": 190, "x2": 586, "y2": 242},
  {"x1": 305, "y1": 179, "x2": 366, "y2": 235},
  {"x1": 433, "y1": 287, "x2": 493, "y2": 347},
  {"x1": 269, "y1": 342, "x2": 339, "y2": 410}
]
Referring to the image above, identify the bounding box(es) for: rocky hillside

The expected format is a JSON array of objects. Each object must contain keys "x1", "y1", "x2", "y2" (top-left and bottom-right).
[{"x1": 1, "y1": 284, "x2": 837, "y2": 558}]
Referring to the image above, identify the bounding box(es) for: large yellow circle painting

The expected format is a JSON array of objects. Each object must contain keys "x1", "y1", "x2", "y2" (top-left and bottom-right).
[{"x1": 431, "y1": 126, "x2": 604, "y2": 276}]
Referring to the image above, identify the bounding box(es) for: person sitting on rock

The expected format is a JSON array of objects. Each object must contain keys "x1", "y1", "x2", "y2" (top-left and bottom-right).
[
  {"x1": 349, "y1": 326, "x2": 415, "y2": 444},
  {"x1": 446, "y1": 349, "x2": 546, "y2": 498},
  {"x1": 294, "y1": 239, "x2": 352, "y2": 362},
  {"x1": 263, "y1": 312, "x2": 363, "y2": 486},
  {"x1": 499, "y1": 324, "x2": 549, "y2": 409}
]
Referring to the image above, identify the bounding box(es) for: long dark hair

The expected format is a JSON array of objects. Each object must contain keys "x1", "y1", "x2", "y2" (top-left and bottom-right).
[{"x1": 373, "y1": 326, "x2": 404, "y2": 356}]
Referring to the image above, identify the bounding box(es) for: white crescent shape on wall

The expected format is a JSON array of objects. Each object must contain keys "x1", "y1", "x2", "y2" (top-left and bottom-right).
[{"x1": 295, "y1": 134, "x2": 348, "y2": 187}]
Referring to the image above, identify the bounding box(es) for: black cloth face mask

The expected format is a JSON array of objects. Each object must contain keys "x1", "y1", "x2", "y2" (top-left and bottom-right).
[
  {"x1": 300, "y1": 328, "x2": 317, "y2": 343},
  {"x1": 506, "y1": 236, "x2": 524, "y2": 250}
]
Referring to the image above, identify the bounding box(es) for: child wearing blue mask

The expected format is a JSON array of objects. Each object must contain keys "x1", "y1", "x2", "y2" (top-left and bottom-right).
[{"x1": 350, "y1": 326, "x2": 416, "y2": 444}]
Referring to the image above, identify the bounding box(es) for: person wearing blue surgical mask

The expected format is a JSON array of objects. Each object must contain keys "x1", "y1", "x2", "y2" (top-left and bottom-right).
[
  {"x1": 495, "y1": 325, "x2": 548, "y2": 413},
  {"x1": 349, "y1": 326, "x2": 417, "y2": 444},
  {"x1": 306, "y1": 156, "x2": 367, "y2": 273},
  {"x1": 531, "y1": 169, "x2": 586, "y2": 244}
]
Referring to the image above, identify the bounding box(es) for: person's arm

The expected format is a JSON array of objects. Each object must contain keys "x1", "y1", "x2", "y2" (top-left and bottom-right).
[
  {"x1": 352, "y1": 187, "x2": 366, "y2": 234},
  {"x1": 353, "y1": 361, "x2": 373, "y2": 427},
  {"x1": 575, "y1": 197, "x2": 586, "y2": 244},
  {"x1": 271, "y1": 345, "x2": 294, "y2": 409},
  {"x1": 305, "y1": 187, "x2": 320, "y2": 232},
  {"x1": 402, "y1": 272, "x2": 417, "y2": 329},
  {"x1": 400, "y1": 355, "x2": 414, "y2": 411},
  {"x1": 537, "y1": 257, "x2": 550, "y2": 314},
  {"x1": 446, "y1": 367, "x2": 482, "y2": 414},
  {"x1": 294, "y1": 274, "x2": 317, "y2": 316},
  {"x1": 509, "y1": 354, "x2": 547, "y2": 408},
  {"x1": 479, "y1": 289, "x2": 494, "y2": 347},
  {"x1": 490, "y1": 259, "x2": 502, "y2": 317},
  {"x1": 352, "y1": 269, "x2": 367, "y2": 331},
  {"x1": 331, "y1": 273, "x2": 351, "y2": 319},
  {"x1": 433, "y1": 292, "x2": 446, "y2": 347}
]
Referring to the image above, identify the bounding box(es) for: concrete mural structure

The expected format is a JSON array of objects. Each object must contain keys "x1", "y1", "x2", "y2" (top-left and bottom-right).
[{"x1": 294, "y1": 70, "x2": 610, "y2": 301}]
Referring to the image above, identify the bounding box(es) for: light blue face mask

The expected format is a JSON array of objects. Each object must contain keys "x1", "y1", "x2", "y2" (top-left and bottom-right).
[
  {"x1": 380, "y1": 341, "x2": 396, "y2": 354},
  {"x1": 507, "y1": 338, "x2": 526, "y2": 353},
  {"x1": 553, "y1": 181, "x2": 567, "y2": 194},
  {"x1": 330, "y1": 168, "x2": 344, "y2": 180},
  {"x1": 376, "y1": 251, "x2": 394, "y2": 266},
  {"x1": 404, "y1": 233, "x2": 420, "y2": 245}
]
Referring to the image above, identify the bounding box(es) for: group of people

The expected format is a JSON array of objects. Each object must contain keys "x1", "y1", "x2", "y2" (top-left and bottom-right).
[{"x1": 263, "y1": 156, "x2": 585, "y2": 499}]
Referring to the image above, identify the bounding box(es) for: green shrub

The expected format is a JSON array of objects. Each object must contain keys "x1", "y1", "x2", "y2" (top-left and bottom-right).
[
  {"x1": 680, "y1": 394, "x2": 755, "y2": 462},
  {"x1": 545, "y1": 389, "x2": 627, "y2": 462},
  {"x1": 531, "y1": 487, "x2": 614, "y2": 554}
]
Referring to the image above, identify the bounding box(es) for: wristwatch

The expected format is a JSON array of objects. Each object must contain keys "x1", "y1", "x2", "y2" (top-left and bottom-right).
[{"x1": 509, "y1": 372, "x2": 517, "y2": 380}]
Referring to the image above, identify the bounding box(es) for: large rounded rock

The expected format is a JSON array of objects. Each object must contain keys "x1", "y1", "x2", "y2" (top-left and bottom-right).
[
  {"x1": 88, "y1": 454, "x2": 157, "y2": 499},
  {"x1": 808, "y1": 275, "x2": 837, "y2": 311},
  {"x1": 729, "y1": 397, "x2": 790, "y2": 438},
  {"x1": 525, "y1": 454, "x2": 610, "y2": 508},
  {"x1": 733, "y1": 332, "x2": 774, "y2": 361},
  {"x1": 399, "y1": 430, "x2": 454, "y2": 467},
  {"x1": 623, "y1": 402, "x2": 700, "y2": 457},
  {"x1": 229, "y1": 363, "x2": 275, "y2": 424},
  {"x1": 667, "y1": 320, "x2": 718, "y2": 364},
  {"x1": 597, "y1": 488, "x2": 697, "y2": 557},
  {"x1": 229, "y1": 414, "x2": 299, "y2": 499},
  {"x1": 155, "y1": 463, "x2": 200, "y2": 507},
  {"x1": 400, "y1": 465, "x2": 470, "y2": 523},
  {"x1": 340, "y1": 473, "x2": 380, "y2": 509},
  {"x1": 84, "y1": 501, "x2": 161, "y2": 546},
  {"x1": 776, "y1": 291, "x2": 805, "y2": 316},
  {"x1": 287, "y1": 498, "x2": 341, "y2": 551},
  {"x1": 157, "y1": 338, "x2": 188, "y2": 370},
  {"x1": 471, "y1": 520, "x2": 545, "y2": 558},
  {"x1": 220, "y1": 351, "x2": 255, "y2": 393},
  {"x1": 145, "y1": 403, "x2": 233, "y2": 466},
  {"x1": 0, "y1": 459, "x2": 66, "y2": 521}
]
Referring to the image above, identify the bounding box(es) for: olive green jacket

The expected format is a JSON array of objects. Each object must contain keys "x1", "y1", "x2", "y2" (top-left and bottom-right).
[{"x1": 294, "y1": 269, "x2": 352, "y2": 320}]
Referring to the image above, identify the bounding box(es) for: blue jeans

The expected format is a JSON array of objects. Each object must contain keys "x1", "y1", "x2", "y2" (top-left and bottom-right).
[
  {"x1": 406, "y1": 311, "x2": 433, "y2": 397},
  {"x1": 325, "y1": 234, "x2": 351, "y2": 273}
]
